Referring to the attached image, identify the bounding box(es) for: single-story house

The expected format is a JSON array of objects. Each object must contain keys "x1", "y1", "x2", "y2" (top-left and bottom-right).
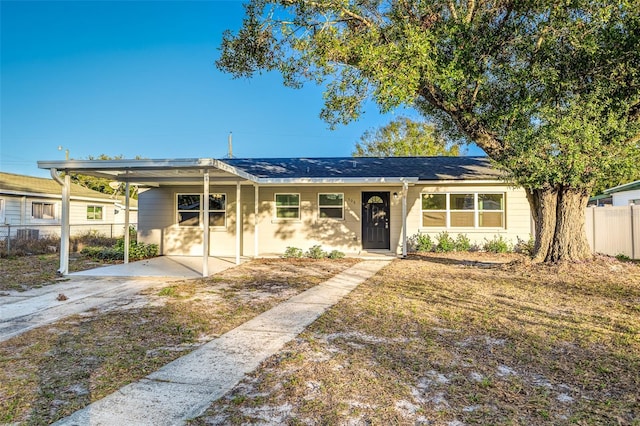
[
  {"x1": 37, "y1": 156, "x2": 532, "y2": 276},
  {"x1": 603, "y1": 180, "x2": 640, "y2": 206},
  {"x1": 0, "y1": 171, "x2": 138, "y2": 239}
]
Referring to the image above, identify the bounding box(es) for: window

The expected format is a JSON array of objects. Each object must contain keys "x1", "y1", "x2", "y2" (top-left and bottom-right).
[
  {"x1": 478, "y1": 194, "x2": 505, "y2": 227},
  {"x1": 421, "y1": 193, "x2": 505, "y2": 228},
  {"x1": 208, "y1": 194, "x2": 226, "y2": 227},
  {"x1": 87, "y1": 205, "x2": 104, "y2": 220},
  {"x1": 177, "y1": 194, "x2": 201, "y2": 226},
  {"x1": 32, "y1": 202, "x2": 55, "y2": 220},
  {"x1": 177, "y1": 193, "x2": 226, "y2": 227},
  {"x1": 275, "y1": 193, "x2": 300, "y2": 219},
  {"x1": 318, "y1": 193, "x2": 344, "y2": 219},
  {"x1": 421, "y1": 193, "x2": 446, "y2": 227},
  {"x1": 450, "y1": 193, "x2": 474, "y2": 227}
]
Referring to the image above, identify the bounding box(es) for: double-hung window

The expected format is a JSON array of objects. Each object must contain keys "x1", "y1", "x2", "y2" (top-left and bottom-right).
[
  {"x1": 32, "y1": 202, "x2": 55, "y2": 220},
  {"x1": 318, "y1": 193, "x2": 344, "y2": 219},
  {"x1": 421, "y1": 193, "x2": 505, "y2": 228},
  {"x1": 87, "y1": 205, "x2": 104, "y2": 220},
  {"x1": 177, "y1": 193, "x2": 226, "y2": 227},
  {"x1": 275, "y1": 194, "x2": 300, "y2": 219}
]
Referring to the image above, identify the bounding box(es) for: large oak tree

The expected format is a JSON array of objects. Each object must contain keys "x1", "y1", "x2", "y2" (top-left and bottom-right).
[{"x1": 217, "y1": 0, "x2": 640, "y2": 262}]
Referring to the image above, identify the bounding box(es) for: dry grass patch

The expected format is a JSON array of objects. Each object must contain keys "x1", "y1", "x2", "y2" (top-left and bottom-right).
[
  {"x1": 192, "y1": 253, "x2": 640, "y2": 425},
  {"x1": 0, "y1": 258, "x2": 358, "y2": 424},
  {"x1": 0, "y1": 254, "x2": 113, "y2": 292}
]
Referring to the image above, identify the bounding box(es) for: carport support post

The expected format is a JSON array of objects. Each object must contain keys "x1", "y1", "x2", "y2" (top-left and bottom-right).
[
  {"x1": 401, "y1": 181, "x2": 408, "y2": 258},
  {"x1": 124, "y1": 181, "x2": 130, "y2": 264},
  {"x1": 254, "y1": 184, "x2": 259, "y2": 257},
  {"x1": 203, "y1": 172, "x2": 210, "y2": 277},
  {"x1": 60, "y1": 173, "x2": 71, "y2": 274},
  {"x1": 236, "y1": 181, "x2": 241, "y2": 265}
]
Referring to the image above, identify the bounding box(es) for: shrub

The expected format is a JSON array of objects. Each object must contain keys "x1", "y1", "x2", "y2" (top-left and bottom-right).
[
  {"x1": 328, "y1": 250, "x2": 345, "y2": 259},
  {"x1": 0, "y1": 236, "x2": 60, "y2": 258},
  {"x1": 454, "y1": 234, "x2": 471, "y2": 252},
  {"x1": 435, "y1": 232, "x2": 456, "y2": 253},
  {"x1": 305, "y1": 245, "x2": 327, "y2": 259},
  {"x1": 483, "y1": 235, "x2": 512, "y2": 253},
  {"x1": 81, "y1": 238, "x2": 158, "y2": 262},
  {"x1": 615, "y1": 253, "x2": 631, "y2": 262},
  {"x1": 514, "y1": 235, "x2": 535, "y2": 255},
  {"x1": 282, "y1": 246, "x2": 303, "y2": 258}
]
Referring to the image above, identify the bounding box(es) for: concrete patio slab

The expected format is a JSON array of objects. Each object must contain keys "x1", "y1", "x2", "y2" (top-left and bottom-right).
[
  {"x1": 70, "y1": 255, "x2": 245, "y2": 278},
  {"x1": 54, "y1": 259, "x2": 391, "y2": 426}
]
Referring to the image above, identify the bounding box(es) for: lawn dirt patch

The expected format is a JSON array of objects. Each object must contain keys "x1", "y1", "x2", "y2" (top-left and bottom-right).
[
  {"x1": 190, "y1": 253, "x2": 640, "y2": 425},
  {"x1": 0, "y1": 257, "x2": 359, "y2": 424},
  {"x1": 0, "y1": 254, "x2": 113, "y2": 293}
]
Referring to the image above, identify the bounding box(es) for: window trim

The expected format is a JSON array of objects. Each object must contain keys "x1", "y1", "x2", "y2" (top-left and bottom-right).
[
  {"x1": 176, "y1": 193, "x2": 227, "y2": 228},
  {"x1": 318, "y1": 192, "x2": 344, "y2": 220},
  {"x1": 421, "y1": 192, "x2": 505, "y2": 229},
  {"x1": 274, "y1": 193, "x2": 300, "y2": 220},
  {"x1": 86, "y1": 205, "x2": 104, "y2": 221}
]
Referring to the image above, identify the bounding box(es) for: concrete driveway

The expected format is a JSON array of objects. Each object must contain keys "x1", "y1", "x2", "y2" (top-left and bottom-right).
[{"x1": 0, "y1": 256, "x2": 245, "y2": 342}]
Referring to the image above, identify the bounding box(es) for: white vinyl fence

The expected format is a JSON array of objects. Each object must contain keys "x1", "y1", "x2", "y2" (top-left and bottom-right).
[{"x1": 585, "y1": 205, "x2": 639, "y2": 259}]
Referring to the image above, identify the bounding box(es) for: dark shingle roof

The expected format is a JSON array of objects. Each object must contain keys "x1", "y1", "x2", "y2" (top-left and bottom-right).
[{"x1": 224, "y1": 156, "x2": 501, "y2": 181}]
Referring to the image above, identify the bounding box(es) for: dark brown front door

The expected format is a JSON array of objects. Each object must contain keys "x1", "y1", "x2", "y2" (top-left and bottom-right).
[{"x1": 362, "y1": 192, "x2": 390, "y2": 250}]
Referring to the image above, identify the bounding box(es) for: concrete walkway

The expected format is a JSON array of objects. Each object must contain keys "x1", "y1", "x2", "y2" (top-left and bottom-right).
[
  {"x1": 53, "y1": 260, "x2": 390, "y2": 426},
  {"x1": 0, "y1": 256, "x2": 242, "y2": 342}
]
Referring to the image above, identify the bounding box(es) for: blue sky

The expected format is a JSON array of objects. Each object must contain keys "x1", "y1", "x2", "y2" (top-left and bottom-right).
[{"x1": 1, "y1": 0, "x2": 483, "y2": 178}]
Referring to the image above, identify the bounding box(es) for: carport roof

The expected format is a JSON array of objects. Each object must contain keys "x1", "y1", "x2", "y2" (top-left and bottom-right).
[{"x1": 38, "y1": 156, "x2": 502, "y2": 185}]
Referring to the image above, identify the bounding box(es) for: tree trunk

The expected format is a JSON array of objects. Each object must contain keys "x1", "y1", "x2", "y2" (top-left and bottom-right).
[{"x1": 525, "y1": 185, "x2": 593, "y2": 263}]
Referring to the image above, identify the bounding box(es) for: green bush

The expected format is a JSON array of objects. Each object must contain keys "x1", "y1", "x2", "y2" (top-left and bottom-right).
[
  {"x1": 328, "y1": 250, "x2": 345, "y2": 259},
  {"x1": 435, "y1": 232, "x2": 456, "y2": 253},
  {"x1": 454, "y1": 234, "x2": 471, "y2": 252},
  {"x1": 483, "y1": 235, "x2": 512, "y2": 253},
  {"x1": 305, "y1": 245, "x2": 327, "y2": 259},
  {"x1": 514, "y1": 235, "x2": 535, "y2": 255},
  {"x1": 81, "y1": 238, "x2": 158, "y2": 262},
  {"x1": 282, "y1": 246, "x2": 304, "y2": 258},
  {"x1": 407, "y1": 233, "x2": 434, "y2": 252}
]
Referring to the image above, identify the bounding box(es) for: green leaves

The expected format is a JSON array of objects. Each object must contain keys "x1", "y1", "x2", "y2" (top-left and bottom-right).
[
  {"x1": 352, "y1": 116, "x2": 461, "y2": 157},
  {"x1": 218, "y1": 0, "x2": 640, "y2": 192}
]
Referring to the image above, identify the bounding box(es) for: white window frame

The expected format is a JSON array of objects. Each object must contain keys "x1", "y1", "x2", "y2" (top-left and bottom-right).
[
  {"x1": 275, "y1": 193, "x2": 300, "y2": 220},
  {"x1": 31, "y1": 201, "x2": 56, "y2": 221},
  {"x1": 0, "y1": 199, "x2": 4, "y2": 224},
  {"x1": 87, "y1": 205, "x2": 104, "y2": 221},
  {"x1": 318, "y1": 193, "x2": 344, "y2": 220},
  {"x1": 421, "y1": 192, "x2": 505, "y2": 229},
  {"x1": 176, "y1": 193, "x2": 227, "y2": 228}
]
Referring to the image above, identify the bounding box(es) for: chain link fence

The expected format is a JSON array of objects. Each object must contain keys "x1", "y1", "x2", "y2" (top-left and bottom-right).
[{"x1": 0, "y1": 223, "x2": 137, "y2": 256}]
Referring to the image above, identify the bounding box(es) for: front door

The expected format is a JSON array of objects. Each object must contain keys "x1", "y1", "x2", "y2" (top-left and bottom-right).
[{"x1": 362, "y1": 192, "x2": 390, "y2": 250}]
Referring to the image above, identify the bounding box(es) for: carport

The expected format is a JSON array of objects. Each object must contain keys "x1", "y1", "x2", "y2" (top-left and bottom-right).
[{"x1": 38, "y1": 158, "x2": 259, "y2": 277}]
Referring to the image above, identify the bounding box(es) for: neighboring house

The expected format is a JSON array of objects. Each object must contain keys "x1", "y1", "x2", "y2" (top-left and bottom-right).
[
  {"x1": 0, "y1": 171, "x2": 138, "y2": 238},
  {"x1": 603, "y1": 180, "x2": 640, "y2": 206},
  {"x1": 37, "y1": 156, "x2": 532, "y2": 275}
]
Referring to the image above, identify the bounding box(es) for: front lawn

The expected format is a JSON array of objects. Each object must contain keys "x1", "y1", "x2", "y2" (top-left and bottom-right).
[
  {"x1": 0, "y1": 258, "x2": 359, "y2": 424},
  {"x1": 191, "y1": 253, "x2": 640, "y2": 425}
]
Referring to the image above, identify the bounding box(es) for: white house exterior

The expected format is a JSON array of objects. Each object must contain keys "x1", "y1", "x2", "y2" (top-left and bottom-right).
[
  {"x1": 0, "y1": 171, "x2": 138, "y2": 239},
  {"x1": 38, "y1": 156, "x2": 533, "y2": 276},
  {"x1": 604, "y1": 180, "x2": 640, "y2": 206}
]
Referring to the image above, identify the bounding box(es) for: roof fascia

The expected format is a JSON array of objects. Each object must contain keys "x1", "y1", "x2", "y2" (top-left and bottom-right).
[
  {"x1": 603, "y1": 180, "x2": 640, "y2": 194},
  {"x1": 37, "y1": 158, "x2": 259, "y2": 183}
]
